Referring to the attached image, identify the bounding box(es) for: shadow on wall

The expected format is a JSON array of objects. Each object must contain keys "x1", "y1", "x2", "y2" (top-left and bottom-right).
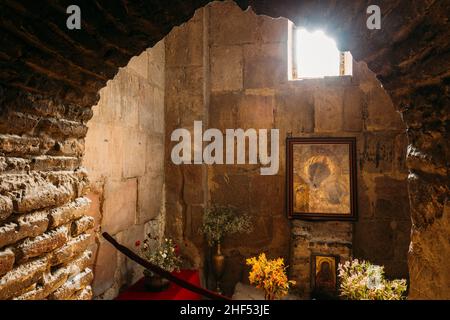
[{"x1": 82, "y1": 40, "x2": 167, "y2": 299}]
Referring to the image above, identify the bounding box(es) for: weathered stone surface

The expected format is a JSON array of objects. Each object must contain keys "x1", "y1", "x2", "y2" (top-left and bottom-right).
[
  {"x1": 166, "y1": 13, "x2": 203, "y2": 67},
  {"x1": 16, "y1": 226, "x2": 68, "y2": 263},
  {"x1": 243, "y1": 43, "x2": 286, "y2": 89},
  {"x1": 211, "y1": 45, "x2": 243, "y2": 92},
  {"x1": 0, "y1": 195, "x2": 13, "y2": 221},
  {"x1": 137, "y1": 174, "x2": 163, "y2": 223},
  {"x1": 237, "y1": 94, "x2": 275, "y2": 129},
  {"x1": 70, "y1": 285, "x2": 93, "y2": 300},
  {"x1": 30, "y1": 156, "x2": 81, "y2": 172},
  {"x1": 64, "y1": 250, "x2": 93, "y2": 277},
  {"x1": 0, "y1": 223, "x2": 17, "y2": 249},
  {"x1": 92, "y1": 241, "x2": 117, "y2": 296},
  {"x1": 71, "y1": 216, "x2": 95, "y2": 237},
  {"x1": 275, "y1": 88, "x2": 315, "y2": 135},
  {"x1": 210, "y1": 1, "x2": 258, "y2": 46},
  {"x1": 50, "y1": 233, "x2": 92, "y2": 266},
  {"x1": 0, "y1": 134, "x2": 41, "y2": 156},
  {"x1": 0, "y1": 248, "x2": 14, "y2": 276},
  {"x1": 14, "y1": 266, "x2": 69, "y2": 300},
  {"x1": 0, "y1": 171, "x2": 87, "y2": 214},
  {"x1": 0, "y1": 256, "x2": 48, "y2": 299},
  {"x1": 101, "y1": 179, "x2": 137, "y2": 235},
  {"x1": 0, "y1": 0, "x2": 447, "y2": 300},
  {"x1": 314, "y1": 88, "x2": 344, "y2": 132},
  {"x1": 16, "y1": 210, "x2": 49, "y2": 239},
  {"x1": 343, "y1": 87, "x2": 364, "y2": 132},
  {"x1": 48, "y1": 197, "x2": 91, "y2": 229},
  {"x1": 48, "y1": 268, "x2": 93, "y2": 300}
]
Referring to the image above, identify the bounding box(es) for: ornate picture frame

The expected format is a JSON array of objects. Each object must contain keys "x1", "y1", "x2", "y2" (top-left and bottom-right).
[
  {"x1": 310, "y1": 254, "x2": 340, "y2": 299},
  {"x1": 287, "y1": 137, "x2": 358, "y2": 221}
]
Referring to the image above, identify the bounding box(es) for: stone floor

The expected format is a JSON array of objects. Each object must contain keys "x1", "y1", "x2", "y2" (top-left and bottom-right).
[{"x1": 232, "y1": 282, "x2": 301, "y2": 300}]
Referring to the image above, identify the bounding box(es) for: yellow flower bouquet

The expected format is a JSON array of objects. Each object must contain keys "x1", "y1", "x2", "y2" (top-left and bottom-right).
[{"x1": 246, "y1": 253, "x2": 296, "y2": 300}]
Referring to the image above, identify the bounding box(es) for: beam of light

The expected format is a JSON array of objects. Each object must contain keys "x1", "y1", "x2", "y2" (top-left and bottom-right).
[{"x1": 296, "y1": 29, "x2": 341, "y2": 78}]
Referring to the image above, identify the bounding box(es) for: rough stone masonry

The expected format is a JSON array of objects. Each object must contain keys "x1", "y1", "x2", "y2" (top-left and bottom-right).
[
  {"x1": 0, "y1": 89, "x2": 95, "y2": 299},
  {"x1": 0, "y1": 0, "x2": 449, "y2": 299}
]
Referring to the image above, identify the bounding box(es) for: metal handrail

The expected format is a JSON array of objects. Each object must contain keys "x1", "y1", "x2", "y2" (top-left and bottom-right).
[{"x1": 102, "y1": 232, "x2": 231, "y2": 301}]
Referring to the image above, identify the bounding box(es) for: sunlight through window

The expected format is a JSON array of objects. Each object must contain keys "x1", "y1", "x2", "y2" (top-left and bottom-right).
[{"x1": 289, "y1": 27, "x2": 352, "y2": 79}]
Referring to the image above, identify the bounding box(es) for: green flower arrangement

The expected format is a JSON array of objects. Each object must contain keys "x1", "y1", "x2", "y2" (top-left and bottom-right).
[
  {"x1": 338, "y1": 259, "x2": 407, "y2": 300},
  {"x1": 136, "y1": 234, "x2": 182, "y2": 276},
  {"x1": 199, "y1": 204, "x2": 253, "y2": 246}
]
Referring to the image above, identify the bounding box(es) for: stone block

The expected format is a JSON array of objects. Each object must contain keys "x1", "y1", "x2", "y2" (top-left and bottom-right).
[
  {"x1": 343, "y1": 87, "x2": 364, "y2": 132},
  {"x1": 183, "y1": 165, "x2": 204, "y2": 205},
  {"x1": 0, "y1": 248, "x2": 14, "y2": 276},
  {"x1": 243, "y1": 43, "x2": 286, "y2": 89},
  {"x1": 71, "y1": 216, "x2": 95, "y2": 237},
  {"x1": 0, "y1": 256, "x2": 48, "y2": 299},
  {"x1": 211, "y1": 45, "x2": 243, "y2": 92},
  {"x1": 30, "y1": 156, "x2": 81, "y2": 172},
  {"x1": 146, "y1": 134, "x2": 164, "y2": 176},
  {"x1": 70, "y1": 285, "x2": 93, "y2": 300},
  {"x1": 85, "y1": 191, "x2": 101, "y2": 228},
  {"x1": 122, "y1": 130, "x2": 147, "y2": 179},
  {"x1": 15, "y1": 210, "x2": 49, "y2": 239},
  {"x1": 275, "y1": 88, "x2": 315, "y2": 135},
  {"x1": 48, "y1": 197, "x2": 91, "y2": 229},
  {"x1": 360, "y1": 132, "x2": 396, "y2": 174},
  {"x1": 36, "y1": 118, "x2": 88, "y2": 139},
  {"x1": 354, "y1": 220, "x2": 395, "y2": 261},
  {"x1": 137, "y1": 174, "x2": 163, "y2": 224},
  {"x1": 51, "y1": 138, "x2": 85, "y2": 157},
  {"x1": 0, "y1": 134, "x2": 40, "y2": 156},
  {"x1": 16, "y1": 226, "x2": 68, "y2": 263},
  {"x1": 147, "y1": 41, "x2": 165, "y2": 88},
  {"x1": 138, "y1": 85, "x2": 165, "y2": 134},
  {"x1": 127, "y1": 51, "x2": 148, "y2": 80},
  {"x1": 374, "y1": 176, "x2": 410, "y2": 220},
  {"x1": 166, "y1": 17, "x2": 203, "y2": 67},
  {"x1": 258, "y1": 16, "x2": 288, "y2": 44},
  {"x1": 314, "y1": 88, "x2": 344, "y2": 132},
  {"x1": 92, "y1": 241, "x2": 117, "y2": 296},
  {"x1": 64, "y1": 250, "x2": 93, "y2": 277},
  {"x1": 0, "y1": 195, "x2": 13, "y2": 221},
  {"x1": 83, "y1": 122, "x2": 112, "y2": 181},
  {"x1": 0, "y1": 223, "x2": 17, "y2": 249},
  {"x1": 366, "y1": 87, "x2": 403, "y2": 131},
  {"x1": 102, "y1": 179, "x2": 137, "y2": 234},
  {"x1": 209, "y1": 1, "x2": 258, "y2": 46},
  {"x1": 237, "y1": 94, "x2": 275, "y2": 129},
  {"x1": 249, "y1": 175, "x2": 284, "y2": 216},
  {"x1": 165, "y1": 93, "x2": 204, "y2": 129},
  {"x1": 209, "y1": 92, "x2": 239, "y2": 132},
  {"x1": 166, "y1": 66, "x2": 203, "y2": 95},
  {"x1": 50, "y1": 233, "x2": 92, "y2": 266},
  {"x1": 48, "y1": 268, "x2": 93, "y2": 300},
  {"x1": 210, "y1": 174, "x2": 250, "y2": 212}
]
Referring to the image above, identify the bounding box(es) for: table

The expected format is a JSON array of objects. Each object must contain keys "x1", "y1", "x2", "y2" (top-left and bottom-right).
[{"x1": 115, "y1": 270, "x2": 202, "y2": 300}]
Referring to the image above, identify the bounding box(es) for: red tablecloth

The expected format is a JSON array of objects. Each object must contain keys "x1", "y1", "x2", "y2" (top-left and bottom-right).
[{"x1": 115, "y1": 270, "x2": 202, "y2": 300}]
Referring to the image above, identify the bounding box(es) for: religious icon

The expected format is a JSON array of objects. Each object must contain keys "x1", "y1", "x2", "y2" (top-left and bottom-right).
[
  {"x1": 311, "y1": 254, "x2": 339, "y2": 299},
  {"x1": 287, "y1": 137, "x2": 358, "y2": 221}
]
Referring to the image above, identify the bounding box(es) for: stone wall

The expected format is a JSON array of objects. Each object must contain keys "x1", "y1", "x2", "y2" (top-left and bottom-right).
[
  {"x1": 83, "y1": 41, "x2": 166, "y2": 299},
  {"x1": 164, "y1": 1, "x2": 411, "y2": 297},
  {"x1": 0, "y1": 88, "x2": 95, "y2": 299}
]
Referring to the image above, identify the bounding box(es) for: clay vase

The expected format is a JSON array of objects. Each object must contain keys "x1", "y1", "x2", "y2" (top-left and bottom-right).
[
  {"x1": 211, "y1": 241, "x2": 225, "y2": 294},
  {"x1": 265, "y1": 291, "x2": 276, "y2": 300},
  {"x1": 143, "y1": 269, "x2": 170, "y2": 292}
]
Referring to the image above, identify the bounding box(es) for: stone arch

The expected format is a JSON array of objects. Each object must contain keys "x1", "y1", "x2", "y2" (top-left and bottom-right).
[{"x1": 0, "y1": 0, "x2": 448, "y2": 299}]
